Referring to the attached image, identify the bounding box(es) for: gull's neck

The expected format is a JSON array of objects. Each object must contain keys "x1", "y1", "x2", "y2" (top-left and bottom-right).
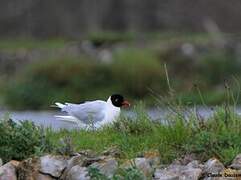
[
  {"x1": 106, "y1": 97, "x2": 114, "y2": 106},
  {"x1": 100, "y1": 96, "x2": 120, "y2": 125}
]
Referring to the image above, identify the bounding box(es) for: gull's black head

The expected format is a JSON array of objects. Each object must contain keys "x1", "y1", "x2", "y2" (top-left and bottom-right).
[{"x1": 110, "y1": 94, "x2": 130, "y2": 108}]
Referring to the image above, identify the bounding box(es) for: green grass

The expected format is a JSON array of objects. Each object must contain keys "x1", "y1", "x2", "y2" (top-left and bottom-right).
[
  {"x1": 0, "y1": 32, "x2": 208, "y2": 52},
  {"x1": 87, "y1": 31, "x2": 135, "y2": 46},
  {"x1": 0, "y1": 116, "x2": 53, "y2": 163},
  {"x1": 46, "y1": 103, "x2": 241, "y2": 165},
  {"x1": 0, "y1": 38, "x2": 68, "y2": 51},
  {"x1": 145, "y1": 32, "x2": 212, "y2": 45},
  {"x1": 1, "y1": 101, "x2": 241, "y2": 168}
]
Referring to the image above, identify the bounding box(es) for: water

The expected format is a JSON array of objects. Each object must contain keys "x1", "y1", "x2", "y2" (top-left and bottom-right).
[{"x1": 0, "y1": 107, "x2": 240, "y2": 130}]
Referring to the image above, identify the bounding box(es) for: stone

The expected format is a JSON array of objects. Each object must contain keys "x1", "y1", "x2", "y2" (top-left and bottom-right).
[
  {"x1": 9, "y1": 161, "x2": 20, "y2": 167},
  {"x1": 134, "y1": 158, "x2": 153, "y2": 177},
  {"x1": 180, "y1": 168, "x2": 202, "y2": 180},
  {"x1": 0, "y1": 161, "x2": 18, "y2": 180},
  {"x1": 220, "y1": 168, "x2": 241, "y2": 180},
  {"x1": 39, "y1": 155, "x2": 67, "y2": 178},
  {"x1": 101, "y1": 147, "x2": 121, "y2": 158},
  {"x1": 65, "y1": 165, "x2": 90, "y2": 180},
  {"x1": 78, "y1": 150, "x2": 96, "y2": 158},
  {"x1": 120, "y1": 158, "x2": 154, "y2": 177},
  {"x1": 174, "y1": 154, "x2": 197, "y2": 166},
  {"x1": 17, "y1": 158, "x2": 54, "y2": 180},
  {"x1": 36, "y1": 173, "x2": 54, "y2": 180},
  {"x1": 61, "y1": 154, "x2": 87, "y2": 179},
  {"x1": 67, "y1": 155, "x2": 86, "y2": 169},
  {"x1": 154, "y1": 160, "x2": 202, "y2": 180},
  {"x1": 203, "y1": 158, "x2": 225, "y2": 174},
  {"x1": 82, "y1": 156, "x2": 105, "y2": 167},
  {"x1": 90, "y1": 157, "x2": 118, "y2": 178},
  {"x1": 186, "y1": 160, "x2": 203, "y2": 169},
  {"x1": 230, "y1": 154, "x2": 241, "y2": 170},
  {"x1": 202, "y1": 168, "x2": 241, "y2": 180},
  {"x1": 143, "y1": 151, "x2": 160, "y2": 168},
  {"x1": 17, "y1": 158, "x2": 40, "y2": 180},
  {"x1": 154, "y1": 169, "x2": 180, "y2": 180}
]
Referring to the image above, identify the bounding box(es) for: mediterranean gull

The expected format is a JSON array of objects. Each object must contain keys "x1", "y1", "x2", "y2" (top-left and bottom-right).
[{"x1": 54, "y1": 94, "x2": 130, "y2": 128}]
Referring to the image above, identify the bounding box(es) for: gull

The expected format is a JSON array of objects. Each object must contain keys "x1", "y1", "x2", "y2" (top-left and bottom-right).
[{"x1": 54, "y1": 94, "x2": 130, "y2": 128}]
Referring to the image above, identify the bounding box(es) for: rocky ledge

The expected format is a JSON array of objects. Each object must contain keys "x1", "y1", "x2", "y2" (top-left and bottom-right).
[{"x1": 1, "y1": 149, "x2": 241, "y2": 180}]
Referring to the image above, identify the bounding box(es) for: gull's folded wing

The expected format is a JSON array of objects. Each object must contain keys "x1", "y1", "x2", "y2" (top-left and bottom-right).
[{"x1": 62, "y1": 100, "x2": 106, "y2": 124}]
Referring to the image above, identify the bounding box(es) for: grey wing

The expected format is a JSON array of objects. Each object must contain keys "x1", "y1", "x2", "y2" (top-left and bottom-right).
[{"x1": 62, "y1": 100, "x2": 106, "y2": 124}]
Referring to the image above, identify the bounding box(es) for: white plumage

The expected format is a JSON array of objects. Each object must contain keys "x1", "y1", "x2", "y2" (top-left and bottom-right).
[{"x1": 54, "y1": 96, "x2": 121, "y2": 129}]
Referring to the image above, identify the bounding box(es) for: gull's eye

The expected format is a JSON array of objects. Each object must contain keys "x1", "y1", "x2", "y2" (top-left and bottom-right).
[{"x1": 115, "y1": 99, "x2": 118, "y2": 102}]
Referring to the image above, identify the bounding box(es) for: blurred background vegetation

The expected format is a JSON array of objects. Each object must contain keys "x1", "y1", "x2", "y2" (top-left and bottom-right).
[{"x1": 1, "y1": 1, "x2": 241, "y2": 109}]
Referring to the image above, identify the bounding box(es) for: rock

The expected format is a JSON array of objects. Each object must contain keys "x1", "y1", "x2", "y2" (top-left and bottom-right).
[
  {"x1": 39, "y1": 155, "x2": 67, "y2": 178},
  {"x1": 78, "y1": 150, "x2": 97, "y2": 158},
  {"x1": 101, "y1": 147, "x2": 121, "y2": 158},
  {"x1": 65, "y1": 165, "x2": 90, "y2": 180},
  {"x1": 120, "y1": 151, "x2": 160, "y2": 178},
  {"x1": 17, "y1": 158, "x2": 54, "y2": 180},
  {"x1": 173, "y1": 154, "x2": 197, "y2": 166},
  {"x1": 230, "y1": 154, "x2": 241, "y2": 170},
  {"x1": 36, "y1": 173, "x2": 54, "y2": 180},
  {"x1": 82, "y1": 156, "x2": 105, "y2": 167},
  {"x1": 0, "y1": 161, "x2": 19, "y2": 180},
  {"x1": 186, "y1": 160, "x2": 203, "y2": 169},
  {"x1": 203, "y1": 158, "x2": 224, "y2": 174},
  {"x1": 143, "y1": 151, "x2": 160, "y2": 168},
  {"x1": 220, "y1": 168, "x2": 241, "y2": 180},
  {"x1": 154, "y1": 160, "x2": 202, "y2": 180},
  {"x1": 120, "y1": 157, "x2": 154, "y2": 177},
  {"x1": 90, "y1": 157, "x2": 118, "y2": 178},
  {"x1": 180, "y1": 168, "x2": 202, "y2": 180},
  {"x1": 17, "y1": 158, "x2": 40, "y2": 180},
  {"x1": 154, "y1": 168, "x2": 202, "y2": 180},
  {"x1": 134, "y1": 158, "x2": 153, "y2": 177},
  {"x1": 154, "y1": 169, "x2": 179, "y2": 180},
  {"x1": 61, "y1": 154, "x2": 87, "y2": 179},
  {"x1": 67, "y1": 155, "x2": 86, "y2": 169},
  {"x1": 9, "y1": 161, "x2": 20, "y2": 167},
  {"x1": 202, "y1": 168, "x2": 241, "y2": 180}
]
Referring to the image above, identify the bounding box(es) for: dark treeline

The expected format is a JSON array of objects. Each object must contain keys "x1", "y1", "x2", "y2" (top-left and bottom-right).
[{"x1": 0, "y1": 0, "x2": 241, "y2": 38}]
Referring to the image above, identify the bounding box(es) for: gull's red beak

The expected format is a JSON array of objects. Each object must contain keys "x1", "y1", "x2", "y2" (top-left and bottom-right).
[{"x1": 122, "y1": 100, "x2": 130, "y2": 108}]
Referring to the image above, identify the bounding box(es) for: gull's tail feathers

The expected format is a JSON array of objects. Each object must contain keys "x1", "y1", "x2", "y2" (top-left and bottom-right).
[
  {"x1": 55, "y1": 102, "x2": 66, "y2": 109},
  {"x1": 54, "y1": 115, "x2": 87, "y2": 129},
  {"x1": 54, "y1": 115, "x2": 78, "y2": 123}
]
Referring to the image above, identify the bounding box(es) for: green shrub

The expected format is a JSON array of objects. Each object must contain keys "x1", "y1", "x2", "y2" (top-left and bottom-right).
[
  {"x1": 199, "y1": 52, "x2": 241, "y2": 85},
  {"x1": 88, "y1": 166, "x2": 145, "y2": 180},
  {"x1": 87, "y1": 31, "x2": 134, "y2": 47},
  {"x1": 88, "y1": 167, "x2": 109, "y2": 180},
  {"x1": 4, "y1": 58, "x2": 116, "y2": 109},
  {"x1": 184, "y1": 107, "x2": 241, "y2": 164},
  {"x1": 3, "y1": 44, "x2": 241, "y2": 109},
  {"x1": 0, "y1": 38, "x2": 67, "y2": 51},
  {"x1": 112, "y1": 48, "x2": 166, "y2": 97},
  {"x1": 113, "y1": 104, "x2": 155, "y2": 135},
  {"x1": 114, "y1": 167, "x2": 145, "y2": 180},
  {"x1": 0, "y1": 117, "x2": 53, "y2": 163},
  {"x1": 4, "y1": 80, "x2": 56, "y2": 109},
  {"x1": 186, "y1": 130, "x2": 241, "y2": 164},
  {"x1": 3, "y1": 52, "x2": 168, "y2": 109}
]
